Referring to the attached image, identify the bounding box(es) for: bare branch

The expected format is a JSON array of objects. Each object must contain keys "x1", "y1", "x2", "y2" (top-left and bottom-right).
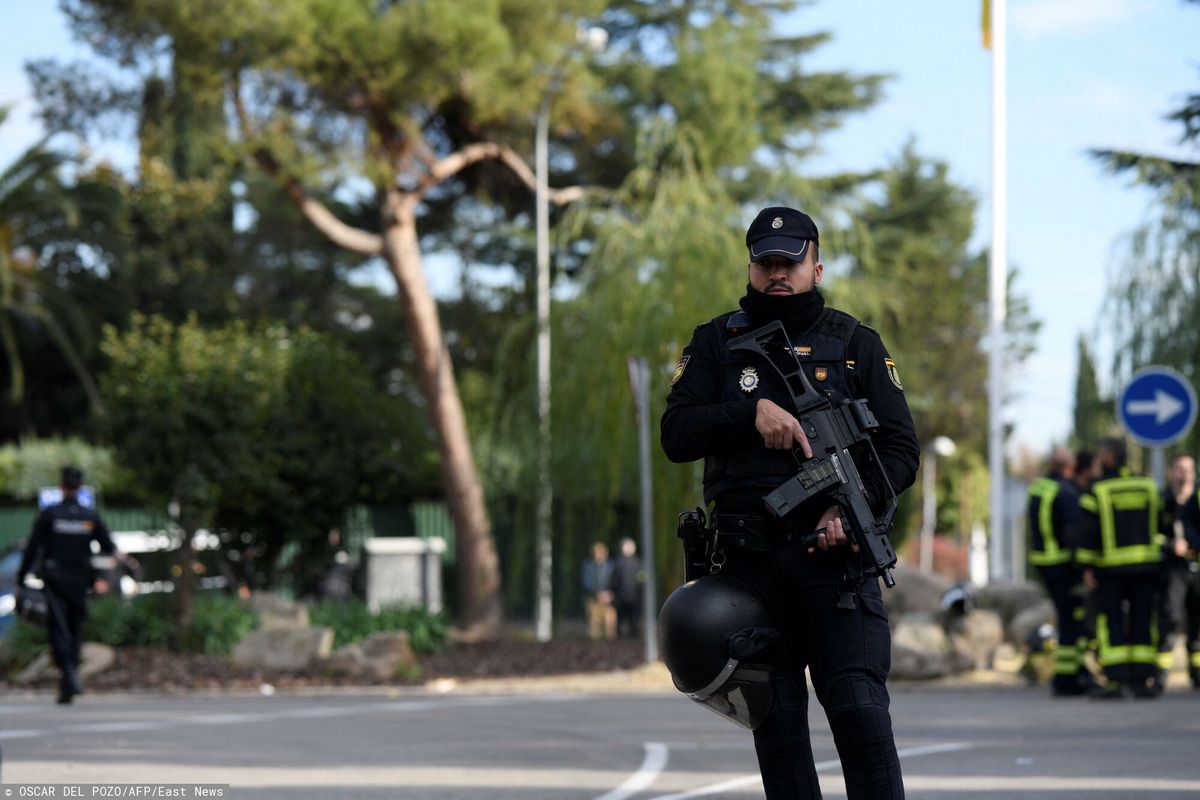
[
  {"x1": 425, "y1": 142, "x2": 592, "y2": 205},
  {"x1": 230, "y1": 75, "x2": 383, "y2": 256}
]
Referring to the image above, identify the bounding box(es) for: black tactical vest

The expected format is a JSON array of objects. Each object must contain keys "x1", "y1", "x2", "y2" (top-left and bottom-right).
[{"x1": 703, "y1": 307, "x2": 861, "y2": 504}]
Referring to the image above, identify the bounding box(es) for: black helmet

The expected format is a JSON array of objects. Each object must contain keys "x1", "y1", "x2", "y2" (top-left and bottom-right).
[{"x1": 657, "y1": 573, "x2": 779, "y2": 729}]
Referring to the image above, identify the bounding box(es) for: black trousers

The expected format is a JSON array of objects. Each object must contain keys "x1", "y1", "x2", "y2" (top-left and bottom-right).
[
  {"x1": 614, "y1": 600, "x2": 640, "y2": 637},
  {"x1": 1036, "y1": 564, "x2": 1090, "y2": 691},
  {"x1": 721, "y1": 539, "x2": 904, "y2": 800},
  {"x1": 1094, "y1": 569, "x2": 1158, "y2": 685},
  {"x1": 45, "y1": 582, "x2": 87, "y2": 678}
]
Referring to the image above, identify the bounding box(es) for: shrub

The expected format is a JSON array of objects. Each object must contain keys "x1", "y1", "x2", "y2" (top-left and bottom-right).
[
  {"x1": 83, "y1": 593, "x2": 174, "y2": 649},
  {"x1": 83, "y1": 592, "x2": 256, "y2": 655},
  {"x1": 308, "y1": 598, "x2": 447, "y2": 654},
  {"x1": 181, "y1": 594, "x2": 258, "y2": 655},
  {"x1": 0, "y1": 619, "x2": 49, "y2": 676}
]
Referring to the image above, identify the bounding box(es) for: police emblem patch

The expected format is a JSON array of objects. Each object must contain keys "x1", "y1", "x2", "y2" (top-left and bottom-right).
[
  {"x1": 814, "y1": 367, "x2": 828, "y2": 381},
  {"x1": 793, "y1": 345, "x2": 812, "y2": 357},
  {"x1": 671, "y1": 355, "x2": 690, "y2": 386},
  {"x1": 771, "y1": 216, "x2": 783, "y2": 229},
  {"x1": 739, "y1": 366, "x2": 760, "y2": 393},
  {"x1": 885, "y1": 358, "x2": 903, "y2": 390}
]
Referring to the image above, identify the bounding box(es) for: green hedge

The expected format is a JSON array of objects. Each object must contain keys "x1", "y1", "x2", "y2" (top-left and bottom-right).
[
  {"x1": 2, "y1": 593, "x2": 445, "y2": 678},
  {"x1": 308, "y1": 598, "x2": 447, "y2": 654}
]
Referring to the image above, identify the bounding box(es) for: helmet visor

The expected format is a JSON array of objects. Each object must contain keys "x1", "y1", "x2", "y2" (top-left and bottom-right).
[{"x1": 688, "y1": 662, "x2": 775, "y2": 730}]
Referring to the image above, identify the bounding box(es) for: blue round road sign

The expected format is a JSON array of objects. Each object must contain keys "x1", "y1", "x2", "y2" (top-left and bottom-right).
[{"x1": 1117, "y1": 366, "x2": 1197, "y2": 447}]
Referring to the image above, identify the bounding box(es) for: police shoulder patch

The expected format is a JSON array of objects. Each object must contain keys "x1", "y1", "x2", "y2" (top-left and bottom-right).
[
  {"x1": 671, "y1": 355, "x2": 690, "y2": 385},
  {"x1": 884, "y1": 358, "x2": 903, "y2": 390}
]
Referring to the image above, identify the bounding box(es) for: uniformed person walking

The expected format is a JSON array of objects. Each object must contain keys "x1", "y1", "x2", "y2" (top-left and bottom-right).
[
  {"x1": 1027, "y1": 447, "x2": 1095, "y2": 695},
  {"x1": 660, "y1": 207, "x2": 920, "y2": 798},
  {"x1": 1074, "y1": 438, "x2": 1163, "y2": 699},
  {"x1": 17, "y1": 466, "x2": 120, "y2": 704}
]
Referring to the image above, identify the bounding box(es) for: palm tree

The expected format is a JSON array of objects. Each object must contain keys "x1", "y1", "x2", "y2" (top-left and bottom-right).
[{"x1": 0, "y1": 106, "x2": 103, "y2": 413}]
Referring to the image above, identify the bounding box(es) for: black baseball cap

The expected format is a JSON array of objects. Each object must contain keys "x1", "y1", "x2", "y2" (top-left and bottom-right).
[{"x1": 746, "y1": 206, "x2": 819, "y2": 262}]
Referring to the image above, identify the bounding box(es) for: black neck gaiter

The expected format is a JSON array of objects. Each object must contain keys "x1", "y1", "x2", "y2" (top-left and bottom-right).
[{"x1": 739, "y1": 285, "x2": 826, "y2": 333}]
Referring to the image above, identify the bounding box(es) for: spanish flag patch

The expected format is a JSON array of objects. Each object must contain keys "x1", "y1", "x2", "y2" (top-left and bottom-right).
[
  {"x1": 884, "y1": 358, "x2": 903, "y2": 390},
  {"x1": 671, "y1": 355, "x2": 690, "y2": 385}
]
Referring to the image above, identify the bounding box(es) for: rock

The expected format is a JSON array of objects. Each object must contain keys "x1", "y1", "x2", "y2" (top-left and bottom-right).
[
  {"x1": 248, "y1": 593, "x2": 310, "y2": 630},
  {"x1": 232, "y1": 626, "x2": 334, "y2": 670},
  {"x1": 890, "y1": 612, "x2": 957, "y2": 679},
  {"x1": 79, "y1": 642, "x2": 116, "y2": 679},
  {"x1": 327, "y1": 632, "x2": 417, "y2": 681},
  {"x1": 14, "y1": 652, "x2": 53, "y2": 685},
  {"x1": 884, "y1": 565, "x2": 955, "y2": 618},
  {"x1": 972, "y1": 581, "x2": 1046, "y2": 629},
  {"x1": 1009, "y1": 600, "x2": 1056, "y2": 645},
  {"x1": 947, "y1": 609, "x2": 1004, "y2": 670},
  {"x1": 327, "y1": 643, "x2": 367, "y2": 675},
  {"x1": 11, "y1": 642, "x2": 114, "y2": 684}
]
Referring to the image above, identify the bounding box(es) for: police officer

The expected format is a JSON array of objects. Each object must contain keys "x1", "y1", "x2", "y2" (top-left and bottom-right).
[
  {"x1": 17, "y1": 466, "x2": 120, "y2": 704},
  {"x1": 1074, "y1": 438, "x2": 1163, "y2": 699},
  {"x1": 1027, "y1": 447, "x2": 1095, "y2": 695},
  {"x1": 661, "y1": 207, "x2": 919, "y2": 799},
  {"x1": 1158, "y1": 454, "x2": 1200, "y2": 688}
]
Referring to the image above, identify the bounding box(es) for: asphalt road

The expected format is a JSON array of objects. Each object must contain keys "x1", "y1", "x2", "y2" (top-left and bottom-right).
[{"x1": 3, "y1": 683, "x2": 1200, "y2": 799}]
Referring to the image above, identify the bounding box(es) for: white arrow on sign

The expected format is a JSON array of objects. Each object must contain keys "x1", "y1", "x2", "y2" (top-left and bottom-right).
[{"x1": 1126, "y1": 389, "x2": 1186, "y2": 425}]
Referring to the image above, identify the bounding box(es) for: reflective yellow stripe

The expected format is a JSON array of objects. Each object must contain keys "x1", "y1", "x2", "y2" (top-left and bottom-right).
[
  {"x1": 1028, "y1": 478, "x2": 1068, "y2": 564},
  {"x1": 1101, "y1": 646, "x2": 1132, "y2": 666},
  {"x1": 1157, "y1": 651, "x2": 1175, "y2": 669},
  {"x1": 1191, "y1": 652, "x2": 1200, "y2": 668},
  {"x1": 1091, "y1": 475, "x2": 1162, "y2": 567},
  {"x1": 1131, "y1": 645, "x2": 1158, "y2": 665},
  {"x1": 1053, "y1": 649, "x2": 1080, "y2": 674}
]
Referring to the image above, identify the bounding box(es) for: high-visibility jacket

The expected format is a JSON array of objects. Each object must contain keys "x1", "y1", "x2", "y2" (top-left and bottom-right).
[
  {"x1": 1076, "y1": 467, "x2": 1163, "y2": 569},
  {"x1": 1027, "y1": 475, "x2": 1078, "y2": 567}
]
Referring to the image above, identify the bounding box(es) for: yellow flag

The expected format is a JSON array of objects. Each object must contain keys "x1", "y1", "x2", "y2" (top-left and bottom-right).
[{"x1": 982, "y1": 0, "x2": 991, "y2": 49}]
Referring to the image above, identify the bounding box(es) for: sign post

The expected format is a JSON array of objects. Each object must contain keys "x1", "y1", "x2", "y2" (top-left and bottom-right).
[{"x1": 1116, "y1": 366, "x2": 1197, "y2": 485}]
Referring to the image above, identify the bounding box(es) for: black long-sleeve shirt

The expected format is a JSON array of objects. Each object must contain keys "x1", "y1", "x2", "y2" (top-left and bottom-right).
[
  {"x1": 19, "y1": 499, "x2": 115, "y2": 589},
  {"x1": 661, "y1": 309, "x2": 920, "y2": 509}
]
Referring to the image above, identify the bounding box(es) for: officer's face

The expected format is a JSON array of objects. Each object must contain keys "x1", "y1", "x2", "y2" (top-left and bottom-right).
[{"x1": 748, "y1": 249, "x2": 823, "y2": 296}]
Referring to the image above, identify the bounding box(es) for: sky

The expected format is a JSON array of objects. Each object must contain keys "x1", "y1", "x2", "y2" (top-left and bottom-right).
[{"x1": 1, "y1": 0, "x2": 1197, "y2": 458}]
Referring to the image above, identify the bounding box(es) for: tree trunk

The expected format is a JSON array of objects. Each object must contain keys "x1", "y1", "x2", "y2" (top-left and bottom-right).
[
  {"x1": 173, "y1": 524, "x2": 196, "y2": 648},
  {"x1": 382, "y1": 189, "x2": 503, "y2": 638}
]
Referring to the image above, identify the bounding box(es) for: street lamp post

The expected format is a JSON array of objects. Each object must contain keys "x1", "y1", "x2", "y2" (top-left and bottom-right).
[
  {"x1": 534, "y1": 25, "x2": 607, "y2": 643},
  {"x1": 920, "y1": 435, "x2": 957, "y2": 575}
]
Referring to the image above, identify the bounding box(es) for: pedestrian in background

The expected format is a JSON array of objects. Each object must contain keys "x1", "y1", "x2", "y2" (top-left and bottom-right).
[
  {"x1": 581, "y1": 541, "x2": 616, "y2": 641},
  {"x1": 609, "y1": 537, "x2": 644, "y2": 638},
  {"x1": 17, "y1": 466, "x2": 121, "y2": 704}
]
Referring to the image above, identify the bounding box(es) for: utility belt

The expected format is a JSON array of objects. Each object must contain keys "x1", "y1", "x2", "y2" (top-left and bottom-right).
[
  {"x1": 678, "y1": 507, "x2": 820, "y2": 581},
  {"x1": 712, "y1": 513, "x2": 812, "y2": 550}
]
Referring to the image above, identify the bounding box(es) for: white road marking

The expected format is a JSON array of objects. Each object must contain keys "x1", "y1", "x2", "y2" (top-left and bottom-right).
[
  {"x1": 594, "y1": 742, "x2": 670, "y2": 800},
  {"x1": 643, "y1": 741, "x2": 973, "y2": 800},
  {"x1": 0, "y1": 694, "x2": 577, "y2": 740}
]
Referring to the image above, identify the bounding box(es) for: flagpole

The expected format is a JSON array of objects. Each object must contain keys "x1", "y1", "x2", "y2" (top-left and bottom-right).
[{"x1": 987, "y1": 0, "x2": 1008, "y2": 582}]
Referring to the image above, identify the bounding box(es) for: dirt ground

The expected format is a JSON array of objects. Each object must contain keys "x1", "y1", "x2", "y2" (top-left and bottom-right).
[{"x1": 5, "y1": 635, "x2": 657, "y2": 694}]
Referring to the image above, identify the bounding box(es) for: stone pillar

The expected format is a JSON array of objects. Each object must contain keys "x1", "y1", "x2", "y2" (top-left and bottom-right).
[{"x1": 364, "y1": 537, "x2": 446, "y2": 613}]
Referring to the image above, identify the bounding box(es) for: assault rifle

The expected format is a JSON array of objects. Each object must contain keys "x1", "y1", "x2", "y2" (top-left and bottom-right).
[{"x1": 727, "y1": 320, "x2": 900, "y2": 589}]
